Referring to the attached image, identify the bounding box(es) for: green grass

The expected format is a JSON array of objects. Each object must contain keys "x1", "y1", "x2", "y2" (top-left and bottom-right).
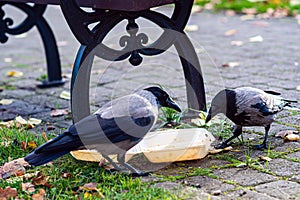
[{"x1": 0, "y1": 126, "x2": 180, "y2": 199}]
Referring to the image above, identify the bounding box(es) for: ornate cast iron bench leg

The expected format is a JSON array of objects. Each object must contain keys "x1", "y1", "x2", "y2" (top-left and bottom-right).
[
  {"x1": 0, "y1": 2, "x2": 64, "y2": 88},
  {"x1": 60, "y1": 0, "x2": 206, "y2": 122}
]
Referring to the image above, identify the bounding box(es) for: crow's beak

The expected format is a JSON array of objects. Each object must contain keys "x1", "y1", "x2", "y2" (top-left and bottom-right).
[
  {"x1": 166, "y1": 97, "x2": 182, "y2": 112},
  {"x1": 205, "y1": 109, "x2": 212, "y2": 123}
]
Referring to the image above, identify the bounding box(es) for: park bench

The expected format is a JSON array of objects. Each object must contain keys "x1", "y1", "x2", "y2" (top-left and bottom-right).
[{"x1": 0, "y1": 0, "x2": 206, "y2": 121}]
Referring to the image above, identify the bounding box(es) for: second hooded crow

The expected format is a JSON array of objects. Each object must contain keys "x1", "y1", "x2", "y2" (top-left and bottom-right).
[
  {"x1": 25, "y1": 86, "x2": 181, "y2": 175},
  {"x1": 206, "y1": 87, "x2": 297, "y2": 149}
]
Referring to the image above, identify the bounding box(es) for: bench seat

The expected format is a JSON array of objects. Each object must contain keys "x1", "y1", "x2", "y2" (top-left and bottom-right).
[{"x1": 1, "y1": 0, "x2": 174, "y2": 11}]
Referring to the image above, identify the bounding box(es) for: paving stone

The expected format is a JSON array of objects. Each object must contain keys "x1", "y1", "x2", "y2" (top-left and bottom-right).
[
  {"x1": 273, "y1": 142, "x2": 300, "y2": 153},
  {"x1": 0, "y1": 89, "x2": 36, "y2": 99},
  {"x1": 154, "y1": 181, "x2": 181, "y2": 190},
  {"x1": 0, "y1": 100, "x2": 50, "y2": 121},
  {"x1": 184, "y1": 176, "x2": 235, "y2": 195},
  {"x1": 225, "y1": 189, "x2": 278, "y2": 200},
  {"x1": 254, "y1": 180, "x2": 300, "y2": 200},
  {"x1": 213, "y1": 168, "x2": 277, "y2": 187},
  {"x1": 268, "y1": 158, "x2": 300, "y2": 177}
]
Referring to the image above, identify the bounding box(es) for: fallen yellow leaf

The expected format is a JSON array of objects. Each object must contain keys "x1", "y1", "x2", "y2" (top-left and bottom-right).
[
  {"x1": 84, "y1": 192, "x2": 92, "y2": 199},
  {"x1": 6, "y1": 70, "x2": 24, "y2": 77},
  {"x1": 28, "y1": 141, "x2": 37, "y2": 149}
]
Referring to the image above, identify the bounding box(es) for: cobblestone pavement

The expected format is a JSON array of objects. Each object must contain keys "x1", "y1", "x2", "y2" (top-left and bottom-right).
[{"x1": 0, "y1": 5, "x2": 300, "y2": 199}]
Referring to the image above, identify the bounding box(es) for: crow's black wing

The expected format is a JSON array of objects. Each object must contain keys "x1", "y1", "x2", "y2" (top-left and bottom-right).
[
  {"x1": 25, "y1": 114, "x2": 154, "y2": 166},
  {"x1": 70, "y1": 114, "x2": 155, "y2": 146}
]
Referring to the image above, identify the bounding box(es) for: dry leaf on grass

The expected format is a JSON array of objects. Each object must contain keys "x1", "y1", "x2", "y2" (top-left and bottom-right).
[
  {"x1": 0, "y1": 158, "x2": 29, "y2": 179},
  {"x1": 0, "y1": 186, "x2": 18, "y2": 199},
  {"x1": 13, "y1": 116, "x2": 37, "y2": 129},
  {"x1": 80, "y1": 183, "x2": 104, "y2": 199},
  {"x1": 50, "y1": 109, "x2": 68, "y2": 117},
  {"x1": 32, "y1": 174, "x2": 52, "y2": 188},
  {"x1": 28, "y1": 141, "x2": 37, "y2": 149},
  {"x1": 80, "y1": 182, "x2": 98, "y2": 191},
  {"x1": 32, "y1": 189, "x2": 46, "y2": 200},
  {"x1": 61, "y1": 172, "x2": 71, "y2": 178},
  {"x1": 15, "y1": 116, "x2": 27, "y2": 125},
  {"x1": 42, "y1": 132, "x2": 48, "y2": 141},
  {"x1": 21, "y1": 182, "x2": 35, "y2": 193}
]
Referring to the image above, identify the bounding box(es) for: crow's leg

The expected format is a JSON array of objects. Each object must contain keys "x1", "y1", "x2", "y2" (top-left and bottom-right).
[
  {"x1": 253, "y1": 124, "x2": 270, "y2": 149},
  {"x1": 215, "y1": 125, "x2": 242, "y2": 149},
  {"x1": 117, "y1": 154, "x2": 149, "y2": 176},
  {"x1": 102, "y1": 155, "x2": 125, "y2": 171}
]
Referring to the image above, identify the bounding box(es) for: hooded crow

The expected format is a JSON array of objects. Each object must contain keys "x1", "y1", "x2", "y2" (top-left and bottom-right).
[
  {"x1": 206, "y1": 87, "x2": 297, "y2": 149},
  {"x1": 25, "y1": 86, "x2": 181, "y2": 175}
]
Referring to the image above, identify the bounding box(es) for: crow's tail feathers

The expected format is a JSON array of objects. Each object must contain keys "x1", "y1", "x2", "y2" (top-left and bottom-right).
[
  {"x1": 25, "y1": 130, "x2": 83, "y2": 166},
  {"x1": 25, "y1": 149, "x2": 71, "y2": 166}
]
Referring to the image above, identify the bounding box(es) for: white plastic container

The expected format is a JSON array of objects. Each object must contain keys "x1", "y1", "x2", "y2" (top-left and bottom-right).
[{"x1": 71, "y1": 128, "x2": 215, "y2": 163}]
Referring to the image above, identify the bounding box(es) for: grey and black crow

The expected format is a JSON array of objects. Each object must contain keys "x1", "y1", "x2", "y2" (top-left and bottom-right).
[
  {"x1": 206, "y1": 87, "x2": 297, "y2": 149},
  {"x1": 25, "y1": 86, "x2": 181, "y2": 175}
]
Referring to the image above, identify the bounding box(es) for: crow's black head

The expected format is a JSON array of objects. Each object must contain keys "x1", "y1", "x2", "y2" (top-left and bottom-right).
[
  {"x1": 144, "y1": 87, "x2": 181, "y2": 112},
  {"x1": 206, "y1": 89, "x2": 236, "y2": 123}
]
